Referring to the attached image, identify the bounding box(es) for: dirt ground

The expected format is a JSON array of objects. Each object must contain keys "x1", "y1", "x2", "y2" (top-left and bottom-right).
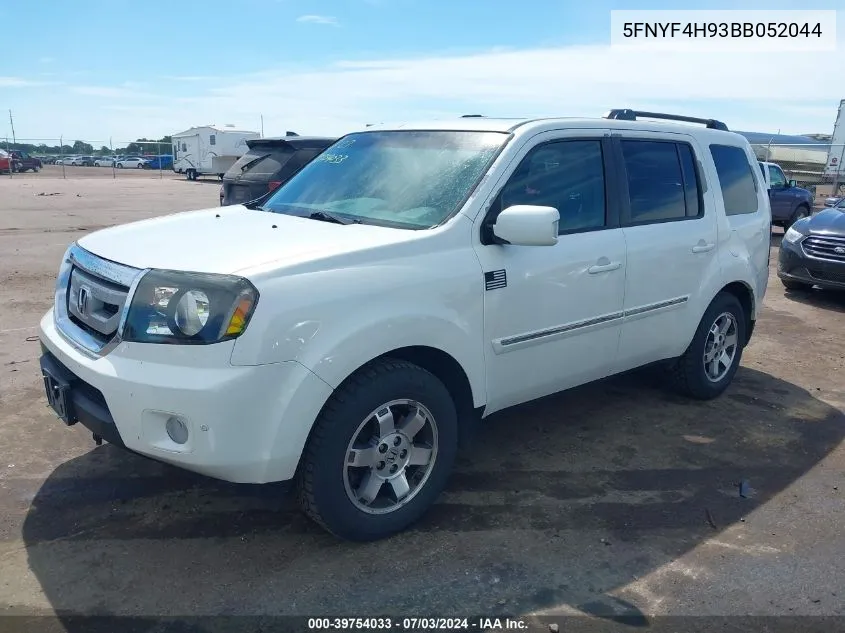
[{"x1": 0, "y1": 174, "x2": 844, "y2": 630}]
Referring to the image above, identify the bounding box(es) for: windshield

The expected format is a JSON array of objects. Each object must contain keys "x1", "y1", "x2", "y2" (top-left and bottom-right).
[{"x1": 260, "y1": 130, "x2": 509, "y2": 229}]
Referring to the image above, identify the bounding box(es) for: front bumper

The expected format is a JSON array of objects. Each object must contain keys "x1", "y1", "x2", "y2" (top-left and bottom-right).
[
  {"x1": 777, "y1": 238, "x2": 845, "y2": 290},
  {"x1": 38, "y1": 310, "x2": 333, "y2": 483}
]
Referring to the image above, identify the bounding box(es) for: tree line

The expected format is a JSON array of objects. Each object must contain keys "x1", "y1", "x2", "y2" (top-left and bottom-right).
[{"x1": 2, "y1": 136, "x2": 173, "y2": 156}]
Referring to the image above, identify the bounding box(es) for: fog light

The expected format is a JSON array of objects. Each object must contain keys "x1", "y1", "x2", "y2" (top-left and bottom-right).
[{"x1": 165, "y1": 416, "x2": 189, "y2": 444}]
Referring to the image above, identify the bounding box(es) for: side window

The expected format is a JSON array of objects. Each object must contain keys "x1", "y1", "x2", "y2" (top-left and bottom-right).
[
  {"x1": 620, "y1": 140, "x2": 696, "y2": 223},
  {"x1": 768, "y1": 164, "x2": 786, "y2": 187},
  {"x1": 709, "y1": 144, "x2": 760, "y2": 216},
  {"x1": 181, "y1": 142, "x2": 187, "y2": 152},
  {"x1": 209, "y1": 134, "x2": 216, "y2": 146},
  {"x1": 500, "y1": 139, "x2": 606, "y2": 234}
]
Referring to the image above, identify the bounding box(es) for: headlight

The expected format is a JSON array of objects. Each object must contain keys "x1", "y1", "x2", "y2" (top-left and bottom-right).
[
  {"x1": 122, "y1": 270, "x2": 259, "y2": 344},
  {"x1": 783, "y1": 226, "x2": 804, "y2": 244}
]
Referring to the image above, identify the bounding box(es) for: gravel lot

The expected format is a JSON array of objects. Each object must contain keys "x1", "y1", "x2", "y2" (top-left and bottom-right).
[{"x1": 1, "y1": 174, "x2": 844, "y2": 630}]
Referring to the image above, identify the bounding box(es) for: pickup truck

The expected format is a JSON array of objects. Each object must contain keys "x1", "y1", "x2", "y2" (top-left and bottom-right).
[
  {"x1": 9, "y1": 151, "x2": 42, "y2": 172},
  {"x1": 758, "y1": 161, "x2": 814, "y2": 230}
]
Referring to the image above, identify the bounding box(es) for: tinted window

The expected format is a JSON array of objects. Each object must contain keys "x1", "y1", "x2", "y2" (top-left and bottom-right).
[
  {"x1": 501, "y1": 140, "x2": 606, "y2": 233},
  {"x1": 209, "y1": 135, "x2": 216, "y2": 146},
  {"x1": 710, "y1": 145, "x2": 759, "y2": 216},
  {"x1": 229, "y1": 148, "x2": 295, "y2": 178},
  {"x1": 768, "y1": 164, "x2": 786, "y2": 187},
  {"x1": 677, "y1": 144, "x2": 702, "y2": 217},
  {"x1": 621, "y1": 140, "x2": 687, "y2": 222}
]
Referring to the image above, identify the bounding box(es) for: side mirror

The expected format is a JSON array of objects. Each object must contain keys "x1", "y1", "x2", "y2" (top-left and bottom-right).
[
  {"x1": 492, "y1": 205, "x2": 559, "y2": 246},
  {"x1": 788, "y1": 179, "x2": 797, "y2": 188}
]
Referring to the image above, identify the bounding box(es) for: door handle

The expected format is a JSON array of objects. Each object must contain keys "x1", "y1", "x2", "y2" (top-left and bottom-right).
[
  {"x1": 588, "y1": 261, "x2": 621, "y2": 274},
  {"x1": 691, "y1": 241, "x2": 715, "y2": 253}
]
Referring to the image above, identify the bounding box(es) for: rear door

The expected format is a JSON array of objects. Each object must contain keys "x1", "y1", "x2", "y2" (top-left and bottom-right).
[{"x1": 612, "y1": 132, "x2": 720, "y2": 371}]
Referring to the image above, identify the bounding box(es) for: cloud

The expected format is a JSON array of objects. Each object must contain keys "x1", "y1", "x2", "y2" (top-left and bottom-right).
[
  {"x1": 166, "y1": 42, "x2": 845, "y2": 137},
  {"x1": 0, "y1": 76, "x2": 48, "y2": 87},
  {"x1": 13, "y1": 39, "x2": 845, "y2": 140},
  {"x1": 295, "y1": 14, "x2": 339, "y2": 26}
]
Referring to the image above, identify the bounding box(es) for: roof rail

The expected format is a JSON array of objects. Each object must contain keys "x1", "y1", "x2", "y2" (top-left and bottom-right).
[
  {"x1": 604, "y1": 109, "x2": 729, "y2": 131},
  {"x1": 461, "y1": 114, "x2": 484, "y2": 118}
]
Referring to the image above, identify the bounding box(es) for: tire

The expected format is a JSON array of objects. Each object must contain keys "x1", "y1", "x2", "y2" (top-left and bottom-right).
[
  {"x1": 117, "y1": 163, "x2": 124, "y2": 169},
  {"x1": 669, "y1": 292, "x2": 746, "y2": 400},
  {"x1": 784, "y1": 205, "x2": 810, "y2": 231},
  {"x1": 781, "y1": 278, "x2": 811, "y2": 291},
  {"x1": 297, "y1": 358, "x2": 459, "y2": 541},
  {"x1": 187, "y1": 169, "x2": 197, "y2": 181}
]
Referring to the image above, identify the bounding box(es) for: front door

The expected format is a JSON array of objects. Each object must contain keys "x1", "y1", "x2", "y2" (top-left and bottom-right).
[
  {"x1": 766, "y1": 163, "x2": 791, "y2": 221},
  {"x1": 472, "y1": 131, "x2": 627, "y2": 415},
  {"x1": 610, "y1": 132, "x2": 720, "y2": 371}
]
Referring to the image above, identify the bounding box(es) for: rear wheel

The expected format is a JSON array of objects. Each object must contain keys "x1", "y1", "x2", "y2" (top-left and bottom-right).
[
  {"x1": 669, "y1": 292, "x2": 746, "y2": 400},
  {"x1": 186, "y1": 169, "x2": 197, "y2": 181},
  {"x1": 297, "y1": 358, "x2": 458, "y2": 541}
]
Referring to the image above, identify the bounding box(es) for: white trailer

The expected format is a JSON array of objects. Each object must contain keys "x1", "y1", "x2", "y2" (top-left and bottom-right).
[
  {"x1": 171, "y1": 125, "x2": 260, "y2": 180},
  {"x1": 823, "y1": 99, "x2": 845, "y2": 182}
]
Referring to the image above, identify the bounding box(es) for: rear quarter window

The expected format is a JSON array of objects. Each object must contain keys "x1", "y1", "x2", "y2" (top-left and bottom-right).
[{"x1": 709, "y1": 144, "x2": 759, "y2": 216}]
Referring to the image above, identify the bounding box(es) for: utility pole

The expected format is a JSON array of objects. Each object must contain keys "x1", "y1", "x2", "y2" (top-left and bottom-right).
[
  {"x1": 260, "y1": 114, "x2": 264, "y2": 138},
  {"x1": 8, "y1": 110, "x2": 16, "y2": 145}
]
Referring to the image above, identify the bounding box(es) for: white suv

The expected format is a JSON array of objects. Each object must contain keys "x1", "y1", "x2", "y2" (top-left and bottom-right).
[{"x1": 38, "y1": 109, "x2": 770, "y2": 541}]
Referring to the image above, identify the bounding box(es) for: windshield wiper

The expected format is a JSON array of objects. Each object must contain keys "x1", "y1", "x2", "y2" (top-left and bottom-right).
[
  {"x1": 240, "y1": 153, "x2": 270, "y2": 172},
  {"x1": 308, "y1": 210, "x2": 360, "y2": 225}
]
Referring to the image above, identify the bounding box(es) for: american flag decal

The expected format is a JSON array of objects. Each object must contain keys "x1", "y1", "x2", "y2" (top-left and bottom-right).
[{"x1": 484, "y1": 269, "x2": 507, "y2": 291}]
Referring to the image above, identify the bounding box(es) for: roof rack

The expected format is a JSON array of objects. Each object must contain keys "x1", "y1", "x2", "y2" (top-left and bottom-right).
[
  {"x1": 461, "y1": 114, "x2": 484, "y2": 118},
  {"x1": 604, "y1": 109, "x2": 729, "y2": 131}
]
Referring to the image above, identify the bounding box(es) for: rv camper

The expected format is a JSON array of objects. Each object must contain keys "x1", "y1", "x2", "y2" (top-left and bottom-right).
[{"x1": 172, "y1": 125, "x2": 261, "y2": 180}]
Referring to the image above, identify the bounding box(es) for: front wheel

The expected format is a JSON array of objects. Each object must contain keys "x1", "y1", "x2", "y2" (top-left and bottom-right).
[
  {"x1": 117, "y1": 163, "x2": 124, "y2": 169},
  {"x1": 669, "y1": 292, "x2": 746, "y2": 400},
  {"x1": 297, "y1": 358, "x2": 458, "y2": 541},
  {"x1": 784, "y1": 205, "x2": 810, "y2": 232}
]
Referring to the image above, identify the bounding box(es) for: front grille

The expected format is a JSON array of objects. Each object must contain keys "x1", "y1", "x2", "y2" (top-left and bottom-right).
[
  {"x1": 802, "y1": 235, "x2": 845, "y2": 262},
  {"x1": 67, "y1": 266, "x2": 129, "y2": 337},
  {"x1": 809, "y1": 269, "x2": 845, "y2": 284},
  {"x1": 54, "y1": 245, "x2": 142, "y2": 356}
]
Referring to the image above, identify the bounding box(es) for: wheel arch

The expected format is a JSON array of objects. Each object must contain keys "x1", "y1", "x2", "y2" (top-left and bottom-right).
[{"x1": 718, "y1": 280, "x2": 755, "y2": 346}]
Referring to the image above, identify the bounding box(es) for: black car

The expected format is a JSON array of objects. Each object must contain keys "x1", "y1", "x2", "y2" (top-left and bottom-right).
[
  {"x1": 220, "y1": 135, "x2": 336, "y2": 206},
  {"x1": 778, "y1": 203, "x2": 845, "y2": 291}
]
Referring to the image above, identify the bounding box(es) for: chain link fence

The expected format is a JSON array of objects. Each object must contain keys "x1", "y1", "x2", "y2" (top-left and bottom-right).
[
  {"x1": 749, "y1": 141, "x2": 845, "y2": 206},
  {"x1": 4, "y1": 135, "x2": 845, "y2": 206},
  {"x1": 1, "y1": 137, "x2": 190, "y2": 180}
]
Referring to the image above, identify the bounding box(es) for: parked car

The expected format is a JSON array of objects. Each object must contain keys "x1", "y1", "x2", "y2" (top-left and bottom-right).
[
  {"x1": 70, "y1": 156, "x2": 94, "y2": 166},
  {"x1": 94, "y1": 157, "x2": 115, "y2": 167},
  {"x1": 757, "y1": 161, "x2": 814, "y2": 230},
  {"x1": 142, "y1": 155, "x2": 173, "y2": 170},
  {"x1": 0, "y1": 150, "x2": 12, "y2": 173},
  {"x1": 38, "y1": 109, "x2": 770, "y2": 541},
  {"x1": 9, "y1": 151, "x2": 42, "y2": 172},
  {"x1": 220, "y1": 136, "x2": 336, "y2": 206},
  {"x1": 115, "y1": 156, "x2": 148, "y2": 169},
  {"x1": 58, "y1": 156, "x2": 77, "y2": 166},
  {"x1": 825, "y1": 196, "x2": 842, "y2": 207},
  {"x1": 778, "y1": 202, "x2": 845, "y2": 291}
]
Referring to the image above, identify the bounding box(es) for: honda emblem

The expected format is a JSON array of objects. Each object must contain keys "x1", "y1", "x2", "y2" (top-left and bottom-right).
[{"x1": 77, "y1": 286, "x2": 90, "y2": 315}]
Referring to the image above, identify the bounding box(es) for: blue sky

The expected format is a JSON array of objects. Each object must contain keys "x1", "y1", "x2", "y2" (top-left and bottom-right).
[{"x1": 1, "y1": 0, "x2": 843, "y2": 143}]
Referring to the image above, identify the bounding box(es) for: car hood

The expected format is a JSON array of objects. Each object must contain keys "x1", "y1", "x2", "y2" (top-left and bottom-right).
[
  {"x1": 806, "y1": 208, "x2": 845, "y2": 235},
  {"x1": 76, "y1": 205, "x2": 414, "y2": 276}
]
